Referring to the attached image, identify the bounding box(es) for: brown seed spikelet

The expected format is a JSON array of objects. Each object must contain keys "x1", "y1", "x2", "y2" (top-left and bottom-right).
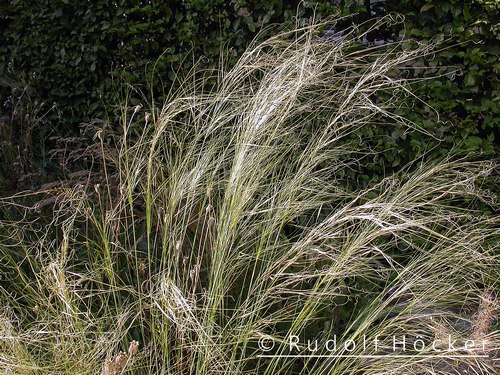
[
  {"x1": 472, "y1": 292, "x2": 497, "y2": 340},
  {"x1": 128, "y1": 340, "x2": 139, "y2": 356},
  {"x1": 103, "y1": 350, "x2": 129, "y2": 375}
]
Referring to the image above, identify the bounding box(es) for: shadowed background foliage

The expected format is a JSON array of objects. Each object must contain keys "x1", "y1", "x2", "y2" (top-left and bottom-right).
[{"x1": 0, "y1": 0, "x2": 498, "y2": 192}]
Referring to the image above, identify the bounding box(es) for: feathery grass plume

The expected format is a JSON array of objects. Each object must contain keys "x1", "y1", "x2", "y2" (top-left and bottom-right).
[{"x1": 0, "y1": 16, "x2": 498, "y2": 374}]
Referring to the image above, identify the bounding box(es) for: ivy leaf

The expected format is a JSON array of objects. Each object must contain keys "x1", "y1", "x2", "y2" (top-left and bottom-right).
[
  {"x1": 420, "y1": 3, "x2": 434, "y2": 12},
  {"x1": 463, "y1": 136, "x2": 482, "y2": 150},
  {"x1": 463, "y1": 5, "x2": 471, "y2": 21}
]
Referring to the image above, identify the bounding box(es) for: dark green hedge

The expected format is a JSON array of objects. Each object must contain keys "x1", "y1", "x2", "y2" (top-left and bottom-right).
[
  {"x1": 337, "y1": 0, "x2": 499, "y2": 184},
  {"x1": 386, "y1": 0, "x2": 499, "y2": 156},
  {"x1": 0, "y1": 0, "x2": 337, "y2": 124},
  {"x1": 0, "y1": 0, "x2": 498, "y2": 190}
]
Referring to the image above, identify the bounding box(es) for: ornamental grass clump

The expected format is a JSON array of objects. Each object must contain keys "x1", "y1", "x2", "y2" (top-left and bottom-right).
[{"x1": 0, "y1": 17, "x2": 498, "y2": 374}]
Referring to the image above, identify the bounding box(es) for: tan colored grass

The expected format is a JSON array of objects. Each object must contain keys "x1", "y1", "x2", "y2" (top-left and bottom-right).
[{"x1": 0, "y1": 15, "x2": 498, "y2": 375}]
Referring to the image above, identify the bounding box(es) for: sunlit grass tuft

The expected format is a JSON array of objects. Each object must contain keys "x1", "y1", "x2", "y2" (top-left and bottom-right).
[{"x1": 0, "y1": 17, "x2": 498, "y2": 374}]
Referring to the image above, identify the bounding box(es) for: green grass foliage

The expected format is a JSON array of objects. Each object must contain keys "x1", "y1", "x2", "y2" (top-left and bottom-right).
[{"x1": 0, "y1": 19, "x2": 498, "y2": 374}]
